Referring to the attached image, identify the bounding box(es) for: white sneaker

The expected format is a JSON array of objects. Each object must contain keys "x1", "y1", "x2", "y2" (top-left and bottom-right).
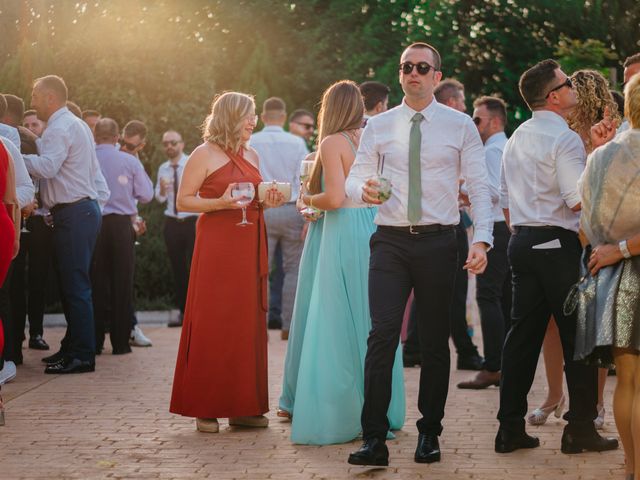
[
  {"x1": 0, "y1": 361, "x2": 17, "y2": 385},
  {"x1": 130, "y1": 325, "x2": 152, "y2": 347}
]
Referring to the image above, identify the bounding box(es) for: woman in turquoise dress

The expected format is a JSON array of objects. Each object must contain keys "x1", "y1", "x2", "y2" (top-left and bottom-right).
[{"x1": 279, "y1": 80, "x2": 405, "y2": 445}]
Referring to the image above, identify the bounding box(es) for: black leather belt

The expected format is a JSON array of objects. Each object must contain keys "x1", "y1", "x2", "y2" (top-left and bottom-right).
[
  {"x1": 166, "y1": 216, "x2": 197, "y2": 223},
  {"x1": 379, "y1": 224, "x2": 455, "y2": 235},
  {"x1": 50, "y1": 197, "x2": 91, "y2": 215},
  {"x1": 513, "y1": 225, "x2": 569, "y2": 233}
]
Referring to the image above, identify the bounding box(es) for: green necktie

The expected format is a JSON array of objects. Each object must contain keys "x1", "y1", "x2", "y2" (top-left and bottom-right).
[{"x1": 408, "y1": 112, "x2": 423, "y2": 224}]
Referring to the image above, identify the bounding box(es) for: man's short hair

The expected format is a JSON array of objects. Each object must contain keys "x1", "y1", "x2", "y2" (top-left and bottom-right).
[
  {"x1": 404, "y1": 42, "x2": 442, "y2": 70},
  {"x1": 163, "y1": 129, "x2": 183, "y2": 141},
  {"x1": 623, "y1": 53, "x2": 640, "y2": 68},
  {"x1": 473, "y1": 96, "x2": 508, "y2": 126},
  {"x1": 3, "y1": 94, "x2": 25, "y2": 123},
  {"x1": 262, "y1": 97, "x2": 286, "y2": 113},
  {"x1": 434, "y1": 79, "x2": 464, "y2": 105},
  {"x1": 123, "y1": 120, "x2": 148, "y2": 139},
  {"x1": 289, "y1": 109, "x2": 313, "y2": 123},
  {"x1": 610, "y1": 90, "x2": 625, "y2": 118},
  {"x1": 359, "y1": 81, "x2": 391, "y2": 111},
  {"x1": 0, "y1": 95, "x2": 7, "y2": 119},
  {"x1": 82, "y1": 109, "x2": 101, "y2": 120},
  {"x1": 33, "y1": 75, "x2": 68, "y2": 102},
  {"x1": 23, "y1": 109, "x2": 37, "y2": 119},
  {"x1": 66, "y1": 101, "x2": 82, "y2": 118},
  {"x1": 625, "y1": 73, "x2": 640, "y2": 129},
  {"x1": 519, "y1": 59, "x2": 560, "y2": 110},
  {"x1": 94, "y1": 118, "x2": 119, "y2": 142}
]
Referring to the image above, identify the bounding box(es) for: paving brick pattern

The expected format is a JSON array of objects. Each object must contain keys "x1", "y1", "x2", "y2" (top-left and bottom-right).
[{"x1": 0, "y1": 327, "x2": 625, "y2": 479}]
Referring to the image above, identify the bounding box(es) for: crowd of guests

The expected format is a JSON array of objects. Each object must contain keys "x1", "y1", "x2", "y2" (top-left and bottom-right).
[{"x1": 0, "y1": 40, "x2": 639, "y2": 478}]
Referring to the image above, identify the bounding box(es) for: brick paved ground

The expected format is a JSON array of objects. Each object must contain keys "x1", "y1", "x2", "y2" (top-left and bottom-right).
[{"x1": 0, "y1": 326, "x2": 625, "y2": 480}]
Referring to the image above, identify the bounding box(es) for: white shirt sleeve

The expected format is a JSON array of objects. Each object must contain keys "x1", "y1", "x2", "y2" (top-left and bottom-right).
[
  {"x1": 554, "y1": 131, "x2": 586, "y2": 209},
  {"x1": 24, "y1": 126, "x2": 70, "y2": 179},
  {"x1": 345, "y1": 122, "x2": 378, "y2": 205},
  {"x1": 460, "y1": 120, "x2": 493, "y2": 246},
  {"x1": 1, "y1": 137, "x2": 34, "y2": 209},
  {"x1": 484, "y1": 146, "x2": 502, "y2": 206},
  {"x1": 93, "y1": 162, "x2": 111, "y2": 211},
  {"x1": 155, "y1": 165, "x2": 167, "y2": 203}
]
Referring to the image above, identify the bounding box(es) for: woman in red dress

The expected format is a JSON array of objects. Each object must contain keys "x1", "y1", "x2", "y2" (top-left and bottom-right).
[
  {"x1": 0, "y1": 139, "x2": 22, "y2": 426},
  {"x1": 170, "y1": 92, "x2": 285, "y2": 433}
]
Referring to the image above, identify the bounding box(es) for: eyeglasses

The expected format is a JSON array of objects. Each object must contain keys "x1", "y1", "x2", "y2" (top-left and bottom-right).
[
  {"x1": 120, "y1": 139, "x2": 144, "y2": 151},
  {"x1": 246, "y1": 114, "x2": 258, "y2": 125},
  {"x1": 162, "y1": 140, "x2": 182, "y2": 147},
  {"x1": 399, "y1": 61, "x2": 436, "y2": 75},
  {"x1": 292, "y1": 121, "x2": 314, "y2": 130},
  {"x1": 472, "y1": 116, "x2": 492, "y2": 125},
  {"x1": 545, "y1": 77, "x2": 573, "y2": 98}
]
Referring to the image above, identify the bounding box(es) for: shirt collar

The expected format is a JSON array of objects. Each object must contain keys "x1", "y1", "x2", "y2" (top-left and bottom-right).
[
  {"x1": 531, "y1": 109, "x2": 568, "y2": 127},
  {"x1": 168, "y1": 153, "x2": 188, "y2": 167},
  {"x1": 485, "y1": 131, "x2": 507, "y2": 146},
  {"x1": 95, "y1": 143, "x2": 118, "y2": 151},
  {"x1": 400, "y1": 96, "x2": 438, "y2": 123},
  {"x1": 261, "y1": 125, "x2": 285, "y2": 132},
  {"x1": 48, "y1": 106, "x2": 70, "y2": 124}
]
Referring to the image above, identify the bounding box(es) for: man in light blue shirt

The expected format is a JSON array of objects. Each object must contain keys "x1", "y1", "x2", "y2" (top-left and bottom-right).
[
  {"x1": 23, "y1": 75, "x2": 109, "y2": 374},
  {"x1": 251, "y1": 97, "x2": 308, "y2": 339}
]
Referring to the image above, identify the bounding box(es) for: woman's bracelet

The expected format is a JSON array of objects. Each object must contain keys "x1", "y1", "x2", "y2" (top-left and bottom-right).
[{"x1": 619, "y1": 240, "x2": 632, "y2": 259}]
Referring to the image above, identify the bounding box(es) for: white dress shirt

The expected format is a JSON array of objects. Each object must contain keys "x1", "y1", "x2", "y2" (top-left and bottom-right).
[
  {"x1": 617, "y1": 119, "x2": 630, "y2": 135},
  {"x1": 0, "y1": 136, "x2": 34, "y2": 209},
  {"x1": 346, "y1": 98, "x2": 494, "y2": 246},
  {"x1": 250, "y1": 125, "x2": 308, "y2": 202},
  {"x1": 23, "y1": 106, "x2": 110, "y2": 210},
  {"x1": 155, "y1": 153, "x2": 198, "y2": 219},
  {"x1": 0, "y1": 124, "x2": 20, "y2": 150},
  {"x1": 484, "y1": 132, "x2": 508, "y2": 223},
  {"x1": 500, "y1": 110, "x2": 585, "y2": 232}
]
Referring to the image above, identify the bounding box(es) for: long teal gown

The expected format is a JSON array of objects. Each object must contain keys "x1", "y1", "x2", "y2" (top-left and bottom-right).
[{"x1": 285, "y1": 202, "x2": 406, "y2": 445}]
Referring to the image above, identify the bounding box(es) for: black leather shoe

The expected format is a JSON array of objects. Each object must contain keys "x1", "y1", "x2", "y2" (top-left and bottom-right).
[
  {"x1": 415, "y1": 433, "x2": 441, "y2": 463},
  {"x1": 29, "y1": 335, "x2": 50, "y2": 350},
  {"x1": 41, "y1": 350, "x2": 65, "y2": 365},
  {"x1": 348, "y1": 438, "x2": 389, "y2": 466},
  {"x1": 495, "y1": 428, "x2": 540, "y2": 453},
  {"x1": 267, "y1": 317, "x2": 282, "y2": 330},
  {"x1": 403, "y1": 352, "x2": 421, "y2": 368},
  {"x1": 561, "y1": 429, "x2": 619, "y2": 454},
  {"x1": 457, "y1": 354, "x2": 484, "y2": 371},
  {"x1": 44, "y1": 358, "x2": 95, "y2": 375}
]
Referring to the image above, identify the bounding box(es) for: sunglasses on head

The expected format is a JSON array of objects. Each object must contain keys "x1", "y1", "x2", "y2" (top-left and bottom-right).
[
  {"x1": 399, "y1": 61, "x2": 436, "y2": 75},
  {"x1": 293, "y1": 121, "x2": 314, "y2": 130},
  {"x1": 162, "y1": 140, "x2": 181, "y2": 147},
  {"x1": 545, "y1": 77, "x2": 573, "y2": 98},
  {"x1": 119, "y1": 139, "x2": 143, "y2": 151}
]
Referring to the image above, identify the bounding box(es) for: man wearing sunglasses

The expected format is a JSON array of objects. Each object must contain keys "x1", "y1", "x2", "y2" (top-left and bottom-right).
[
  {"x1": 288, "y1": 109, "x2": 315, "y2": 145},
  {"x1": 155, "y1": 130, "x2": 197, "y2": 328},
  {"x1": 497, "y1": 59, "x2": 617, "y2": 455},
  {"x1": 346, "y1": 42, "x2": 493, "y2": 466}
]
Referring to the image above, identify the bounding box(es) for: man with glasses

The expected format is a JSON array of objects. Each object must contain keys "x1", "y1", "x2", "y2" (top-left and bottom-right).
[
  {"x1": 458, "y1": 96, "x2": 510, "y2": 390},
  {"x1": 346, "y1": 42, "x2": 493, "y2": 466},
  {"x1": 155, "y1": 130, "x2": 197, "y2": 328},
  {"x1": 288, "y1": 109, "x2": 315, "y2": 145},
  {"x1": 496, "y1": 59, "x2": 618, "y2": 455}
]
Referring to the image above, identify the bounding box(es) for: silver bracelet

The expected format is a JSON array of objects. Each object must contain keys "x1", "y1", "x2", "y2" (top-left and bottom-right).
[{"x1": 619, "y1": 240, "x2": 632, "y2": 259}]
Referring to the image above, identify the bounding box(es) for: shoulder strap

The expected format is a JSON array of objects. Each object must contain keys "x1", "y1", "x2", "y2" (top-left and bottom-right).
[{"x1": 339, "y1": 132, "x2": 357, "y2": 156}]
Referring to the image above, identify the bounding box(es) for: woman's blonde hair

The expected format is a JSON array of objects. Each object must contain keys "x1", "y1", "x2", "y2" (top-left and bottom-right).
[
  {"x1": 568, "y1": 69, "x2": 621, "y2": 152},
  {"x1": 625, "y1": 73, "x2": 640, "y2": 129},
  {"x1": 307, "y1": 80, "x2": 364, "y2": 194},
  {"x1": 202, "y1": 91, "x2": 255, "y2": 153}
]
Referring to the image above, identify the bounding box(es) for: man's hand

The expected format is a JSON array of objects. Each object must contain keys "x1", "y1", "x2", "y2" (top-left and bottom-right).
[
  {"x1": 588, "y1": 243, "x2": 623, "y2": 276},
  {"x1": 21, "y1": 200, "x2": 37, "y2": 218},
  {"x1": 590, "y1": 106, "x2": 616, "y2": 150},
  {"x1": 362, "y1": 178, "x2": 383, "y2": 205},
  {"x1": 464, "y1": 242, "x2": 488, "y2": 275}
]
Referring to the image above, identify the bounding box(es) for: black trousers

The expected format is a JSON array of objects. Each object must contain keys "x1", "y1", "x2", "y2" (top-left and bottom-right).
[
  {"x1": 362, "y1": 226, "x2": 458, "y2": 440},
  {"x1": 498, "y1": 226, "x2": 598, "y2": 434},
  {"x1": 91, "y1": 214, "x2": 136, "y2": 354},
  {"x1": 476, "y1": 221, "x2": 512, "y2": 372},
  {"x1": 163, "y1": 216, "x2": 196, "y2": 314},
  {"x1": 404, "y1": 222, "x2": 480, "y2": 359},
  {"x1": 9, "y1": 216, "x2": 54, "y2": 346}
]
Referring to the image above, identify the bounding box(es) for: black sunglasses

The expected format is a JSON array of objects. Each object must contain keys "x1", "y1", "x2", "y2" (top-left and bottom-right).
[
  {"x1": 545, "y1": 77, "x2": 573, "y2": 98},
  {"x1": 293, "y1": 121, "x2": 314, "y2": 130},
  {"x1": 119, "y1": 139, "x2": 143, "y2": 151},
  {"x1": 399, "y1": 61, "x2": 436, "y2": 75}
]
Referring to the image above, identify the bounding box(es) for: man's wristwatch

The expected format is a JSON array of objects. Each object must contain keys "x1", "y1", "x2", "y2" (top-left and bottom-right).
[{"x1": 619, "y1": 239, "x2": 632, "y2": 259}]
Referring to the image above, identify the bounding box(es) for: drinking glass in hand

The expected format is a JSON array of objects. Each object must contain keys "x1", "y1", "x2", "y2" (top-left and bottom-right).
[
  {"x1": 300, "y1": 160, "x2": 314, "y2": 187},
  {"x1": 369, "y1": 175, "x2": 392, "y2": 202},
  {"x1": 231, "y1": 182, "x2": 255, "y2": 226}
]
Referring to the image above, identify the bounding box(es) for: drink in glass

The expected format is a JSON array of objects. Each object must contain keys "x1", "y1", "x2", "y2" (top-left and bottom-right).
[{"x1": 231, "y1": 182, "x2": 255, "y2": 226}]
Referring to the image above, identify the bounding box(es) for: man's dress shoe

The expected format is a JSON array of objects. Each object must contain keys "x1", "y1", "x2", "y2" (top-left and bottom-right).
[
  {"x1": 456, "y1": 354, "x2": 484, "y2": 371},
  {"x1": 348, "y1": 438, "x2": 389, "y2": 466},
  {"x1": 495, "y1": 429, "x2": 540, "y2": 453},
  {"x1": 415, "y1": 433, "x2": 441, "y2": 463},
  {"x1": 457, "y1": 369, "x2": 500, "y2": 389},
  {"x1": 560, "y1": 429, "x2": 618, "y2": 454},
  {"x1": 44, "y1": 358, "x2": 95, "y2": 374},
  {"x1": 41, "y1": 350, "x2": 65, "y2": 365},
  {"x1": 29, "y1": 335, "x2": 50, "y2": 350}
]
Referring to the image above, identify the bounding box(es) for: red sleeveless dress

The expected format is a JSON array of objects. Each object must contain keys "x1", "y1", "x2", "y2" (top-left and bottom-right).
[
  {"x1": 170, "y1": 148, "x2": 269, "y2": 418},
  {"x1": 0, "y1": 142, "x2": 16, "y2": 355}
]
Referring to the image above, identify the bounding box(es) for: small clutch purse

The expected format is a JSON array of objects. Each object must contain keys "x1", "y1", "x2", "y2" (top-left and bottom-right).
[{"x1": 258, "y1": 181, "x2": 291, "y2": 202}]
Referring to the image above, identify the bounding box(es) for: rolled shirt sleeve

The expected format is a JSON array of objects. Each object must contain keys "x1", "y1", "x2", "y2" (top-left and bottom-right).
[
  {"x1": 1, "y1": 136, "x2": 34, "y2": 209},
  {"x1": 554, "y1": 131, "x2": 586, "y2": 209}
]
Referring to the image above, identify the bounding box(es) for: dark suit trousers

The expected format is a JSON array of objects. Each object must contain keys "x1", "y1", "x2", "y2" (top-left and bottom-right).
[
  {"x1": 91, "y1": 214, "x2": 136, "y2": 353},
  {"x1": 498, "y1": 227, "x2": 598, "y2": 434},
  {"x1": 475, "y1": 221, "x2": 512, "y2": 372},
  {"x1": 163, "y1": 217, "x2": 196, "y2": 314},
  {"x1": 362, "y1": 227, "x2": 458, "y2": 440}
]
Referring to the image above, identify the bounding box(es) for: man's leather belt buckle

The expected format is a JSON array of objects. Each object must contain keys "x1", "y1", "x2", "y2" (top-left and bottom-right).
[{"x1": 409, "y1": 225, "x2": 420, "y2": 235}]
